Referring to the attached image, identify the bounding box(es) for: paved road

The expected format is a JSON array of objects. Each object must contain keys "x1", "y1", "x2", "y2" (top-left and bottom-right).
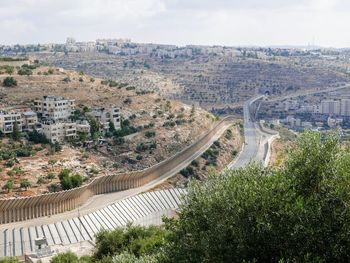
[{"x1": 228, "y1": 95, "x2": 266, "y2": 168}]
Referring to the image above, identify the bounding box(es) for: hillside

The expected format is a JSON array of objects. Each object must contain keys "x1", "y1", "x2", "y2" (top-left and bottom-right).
[
  {"x1": 35, "y1": 51, "x2": 350, "y2": 111},
  {"x1": 0, "y1": 65, "x2": 220, "y2": 197}
]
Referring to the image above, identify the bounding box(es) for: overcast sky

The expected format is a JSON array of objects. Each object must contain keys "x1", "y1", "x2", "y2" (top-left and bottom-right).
[{"x1": 1, "y1": 0, "x2": 350, "y2": 47}]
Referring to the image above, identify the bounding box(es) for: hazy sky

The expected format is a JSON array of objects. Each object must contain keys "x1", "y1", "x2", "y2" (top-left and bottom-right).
[{"x1": 1, "y1": 0, "x2": 350, "y2": 47}]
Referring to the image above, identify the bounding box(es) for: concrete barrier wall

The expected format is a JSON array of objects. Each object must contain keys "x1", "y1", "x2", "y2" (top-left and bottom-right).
[{"x1": 0, "y1": 117, "x2": 234, "y2": 224}]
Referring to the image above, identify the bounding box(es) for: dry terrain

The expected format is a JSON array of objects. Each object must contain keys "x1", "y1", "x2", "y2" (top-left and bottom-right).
[
  {"x1": 35, "y1": 51, "x2": 350, "y2": 111},
  {"x1": 0, "y1": 65, "x2": 218, "y2": 197},
  {"x1": 153, "y1": 124, "x2": 243, "y2": 190}
]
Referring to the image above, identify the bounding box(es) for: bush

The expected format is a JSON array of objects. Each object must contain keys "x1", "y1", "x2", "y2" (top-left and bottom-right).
[
  {"x1": 17, "y1": 67, "x2": 32, "y2": 75},
  {"x1": 15, "y1": 145, "x2": 33, "y2": 157},
  {"x1": 94, "y1": 224, "x2": 168, "y2": 260},
  {"x1": 191, "y1": 160, "x2": 199, "y2": 167},
  {"x1": 20, "y1": 179, "x2": 31, "y2": 190},
  {"x1": 50, "y1": 252, "x2": 79, "y2": 263},
  {"x1": 58, "y1": 169, "x2": 83, "y2": 190},
  {"x1": 180, "y1": 166, "x2": 195, "y2": 178},
  {"x1": 5, "y1": 159, "x2": 14, "y2": 167},
  {"x1": 144, "y1": 131, "x2": 156, "y2": 138},
  {"x1": 2, "y1": 77, "x2": 17, "y2": 87},
  {"x1": 0, "y1": 257, "x2": 20, "y2": 263}
]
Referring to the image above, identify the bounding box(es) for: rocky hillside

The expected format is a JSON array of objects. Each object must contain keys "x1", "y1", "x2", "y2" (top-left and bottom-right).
[
  {"x1": 35, "y1": 52, "x2": 350, "y2": 111},
  {"x1": 0, "y1": 64, "x2": 220, "y2": 197}
]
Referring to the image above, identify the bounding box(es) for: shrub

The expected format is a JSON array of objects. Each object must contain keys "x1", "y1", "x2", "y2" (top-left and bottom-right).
[
  {"x1": 191, "y1": 160, "x2": 199, "y2": 167},
  {"x1": 180, "y1": 166, "x2": 195, "y2": 178},
  {"x1": 144, "y1": 131, "x2": 156, "y2": 138},
  {"x1": 17, "y1": 67, "x2": 32, "y2": 75},
  {"x1": 20, "y1": 179, "x2": 31, "y2": 190},
  {"x1": 5, "y1": 159, "x2": 14, "y2": 167},
  {"x1": 2, "y1": 77, "x2": 17, "y2": 87},
  {"x1": 0, "y1": 257, "x2": 20, "y2": 263},
  {"x1": 94, "y1": 224, "x2": 168, "y2": 260},
  {"x1": 50, "y1": 252, "x2": 79, "y2": 263}
]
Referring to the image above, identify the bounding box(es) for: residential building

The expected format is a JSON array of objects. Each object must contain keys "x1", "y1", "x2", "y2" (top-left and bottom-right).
[
  {"x1": 87, "y1": 106, "x2": 121, "y2": 131},
  {"x1": 22, "y1": 111, "x2": 40, "y2": 131},
  {"x1": 76, "y1": 120, "x2": 91, "y2": 134},
  {"x1": 41, "y1": 121, "x2": 77, "y2": 143},
  {"x1": 0, "y1": 110, "x2": 22, "y2": 134},
  {"x1": 341, "y1": 99, "x2": 350, "y2": 116},
  {"x1": 34, "y1": 96, "x2": 75, "y2": 121},
  {"x1": 321, "y1": 100, "x2": 341, "y2": 115}
]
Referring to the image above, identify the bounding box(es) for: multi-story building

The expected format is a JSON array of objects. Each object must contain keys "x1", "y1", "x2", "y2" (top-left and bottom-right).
[
  {"x1": 41, "y1": 121, "x2": 77, "y2": 143},
  {"x1": 21, "y1": 110, "x2": 40, "y2": 131},
  {"x1": 321, "y1": 100, "x2": 341, "y2": 115},
  {"x1": 76, "y1": 120, "x2": 91, "y2": 134},
  {"x1": 0, "y1": 110, "x2": 22, "y2": 134},
  {"x1": 87, "y1": 106, "x2": 121, "y2": 131},
  {"x1": 34, "y1": 96, "x2": 75, "y2": 121},
  {"x1": 341, "y1": 99, "x2": 350, "y2": 116}
]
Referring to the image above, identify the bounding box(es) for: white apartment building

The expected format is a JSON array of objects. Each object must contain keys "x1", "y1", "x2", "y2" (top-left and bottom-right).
[
  {"x1": 341, "y1": 99, "x2": 350, "y2": 116},
  {"x1": 76, "y1": 120, "x2": 91, "y2": 134},
  {"x1": 321, "y1": 100, "x2": 341, "y2": 115},
  {"x1": 0, "y1": 110, "x2": 23, "y2": 134},
  {"x1": 41, "y1": 121, "x2": 77, "y2": 143},
  {"x1": 21, "y1": 110, "x2": 39, "y2": 131},
  {"x1": 87, "y1": 106, "x2": 121, "y2": 131},
  {"x1": 34, "y1": 96, "x2": 75, "y2": 121}
]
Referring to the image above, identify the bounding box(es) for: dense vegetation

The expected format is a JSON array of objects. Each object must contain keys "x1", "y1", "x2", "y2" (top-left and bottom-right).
[
  {"x1": 58, "y1": 169, "x2": 83, "y2": 190},
  {"x1": 50, "y1": 224, "x2": 166, "y2": 262},
  {"x1": 162, "y1": 131, "x2": 350, "y2": 262}
]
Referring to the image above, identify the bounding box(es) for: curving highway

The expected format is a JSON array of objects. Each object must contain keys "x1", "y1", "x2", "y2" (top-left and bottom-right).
[{"x1": 228, "y1": 95, "x2": 278, "y2": 169}]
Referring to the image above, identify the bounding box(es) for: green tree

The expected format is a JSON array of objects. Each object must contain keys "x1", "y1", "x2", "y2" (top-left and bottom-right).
[
  {"x1": 0, "y1": 257, "x2": 20, "y2": 263},
  {"x1": 109, "y1": 120, "x2": 116, "y2": 133},
  {"x1": 60, "y1": 176, "x2": 72, "y2": 190},
  {"x1": 28, "y1": 129, "x2": 49, "y2": 144},
  {"x1": 70, "y1": 174, "x2": 83, "y2": 188},
  {"x1": 12, "y1": 121, "x2": 21, "y2": 141},
  {"x1": 162, "y1": 131, "x2": 350, "y2": 262},
  {"x1": 2, "y1": 77, "x2": 17, "y2": 87},
  {"x1": 88, "y1": 117, "x2": 101, "y2": 140},
  {"x1": 3, "y1": 179, "x2": 14, "y2": 192},
  {"x1": 20, "y1": 179, "x2": 31, "y2": 190},
  {"x1": 50, "y1": 252, "x2": 80, "y2": 263}
]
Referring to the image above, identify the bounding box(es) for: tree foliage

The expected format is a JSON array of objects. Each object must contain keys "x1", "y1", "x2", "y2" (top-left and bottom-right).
[
  {"x1": 12, "y1": 121, "x2": 21, "y2": 141},
  {"x1": 58, "y1": 169, "x2": 83, "y2": 190},
  {"x1": 94, "y1": 224, "x2": 168, "y2": 260},
  {"x1": 0, "y1": 257, "x2": 20, "y2": 263},
  {"x1": 162, "y1": 131, "x2": 350, "y2": 262},
  {"x1": 27, "y1": 129, "x2": 49, "y2": 144},
  {"x1": 50, "y1": 252, "x2": 80, "y2": 263},
  {"x1": 88, "y1": 116, "x2": 101, "y2": 140},
  {"x1": 20, "y1": 179, "x2": 31, "y2": 190}
]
